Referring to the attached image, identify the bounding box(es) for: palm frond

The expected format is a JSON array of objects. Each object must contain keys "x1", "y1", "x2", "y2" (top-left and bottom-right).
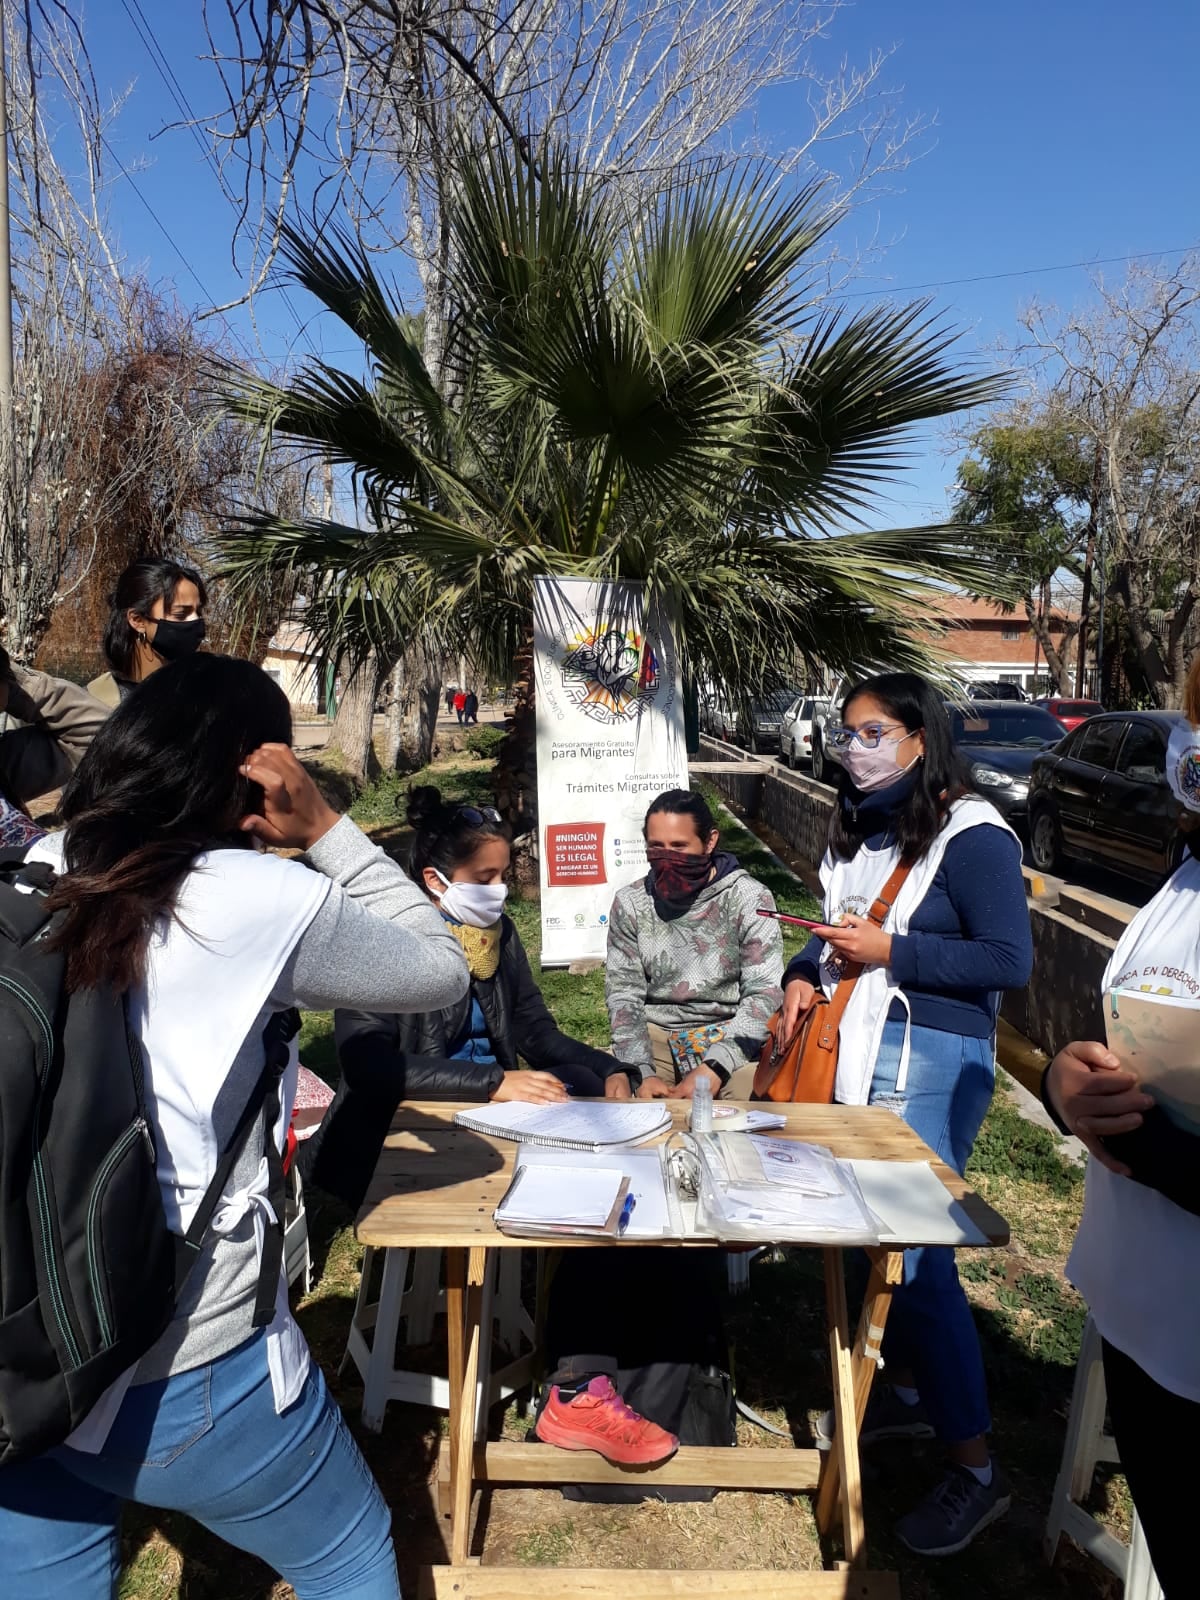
[{"x1": 215, "y1": 135, "x2": 1016, "y2": 702}]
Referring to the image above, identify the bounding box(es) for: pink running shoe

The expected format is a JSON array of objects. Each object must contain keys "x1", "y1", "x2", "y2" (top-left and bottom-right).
[{"x1": 534, "y1": 1376, "x2": 679, "y2": 1466}]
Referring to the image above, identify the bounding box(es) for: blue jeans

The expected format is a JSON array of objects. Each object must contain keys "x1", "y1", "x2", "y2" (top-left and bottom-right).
[
  {"x1": 866, "y1": 1015, "x2": 995, "y2": 1443},
  {"x1": 0, "y1": 1331, "x2": 400, "y2": 1599}
]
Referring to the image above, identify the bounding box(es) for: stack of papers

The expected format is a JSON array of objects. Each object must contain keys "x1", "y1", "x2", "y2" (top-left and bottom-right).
[
  {"x1": 699, "y1": 1134, "x2": 879, "y2": 1241},
  {"x1": 496, "y1": 1163, "x2": 626, "y2": 1233},
  {"x1": 456, "y1": 1100, "x2": 671, "y2": 1150}
]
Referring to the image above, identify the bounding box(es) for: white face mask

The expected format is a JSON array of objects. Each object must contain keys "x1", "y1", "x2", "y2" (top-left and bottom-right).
[{"x1": 434, "y1": 871, "x2": 508, "y2": 929}]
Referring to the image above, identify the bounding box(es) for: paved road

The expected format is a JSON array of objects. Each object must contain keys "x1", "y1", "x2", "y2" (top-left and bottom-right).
[{"x1": 749, "y1": 745, "x2": 1152, "y2": 921}]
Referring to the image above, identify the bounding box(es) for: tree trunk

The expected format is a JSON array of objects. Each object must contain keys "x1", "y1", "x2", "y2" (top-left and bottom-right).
[
  {"x1": 1074, "y1": 514, "x2": 1098, "y2": 698},
  {"x1": 493, "y1": 627, "x2": 539, "y2": 886},
  {"x1": 1113, "y1": 565, "x2": 1173, "y2": 708},
  {"x1": 324, "y1": 655, "x2": 381, "y2": 784},
  {"x1": 1024, "y1": 596, "x2": 1076, "y2": 695},
  {"x1": 381, "y1": 660, "x2": 405, "y2": 769},
  {"x1": 403, "y1": 674, "x2": 442, "y2": 770}
]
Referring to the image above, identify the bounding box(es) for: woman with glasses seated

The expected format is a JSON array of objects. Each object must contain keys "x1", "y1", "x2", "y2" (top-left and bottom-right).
[
  {"x1": 782, "y1": 673, "x2": 1032, "y2": 1558},
  {"x1": 307, "y1": 786, "x2": 635, "y2": 1211}
]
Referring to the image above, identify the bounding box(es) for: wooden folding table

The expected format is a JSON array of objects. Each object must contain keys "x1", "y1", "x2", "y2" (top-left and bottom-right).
[{"x1": 356, "y1": 1101, "x2": 1008, "y2": 1600}]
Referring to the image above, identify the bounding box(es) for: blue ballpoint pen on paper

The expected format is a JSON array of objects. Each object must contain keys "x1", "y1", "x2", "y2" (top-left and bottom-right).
[{"x1": 617, "y1": 1193, "x2": 637, "y2": 1236}]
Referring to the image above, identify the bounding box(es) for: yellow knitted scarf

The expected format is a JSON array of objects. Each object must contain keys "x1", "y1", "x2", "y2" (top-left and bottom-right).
[{"x1": 446, "y1": 919, "x2": 502, "y2": 979}]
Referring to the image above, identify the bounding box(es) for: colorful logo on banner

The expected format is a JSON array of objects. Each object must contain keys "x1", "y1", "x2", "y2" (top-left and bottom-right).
[{"x1": 558, "y1": 625, "x2": 661, "y2": 725}]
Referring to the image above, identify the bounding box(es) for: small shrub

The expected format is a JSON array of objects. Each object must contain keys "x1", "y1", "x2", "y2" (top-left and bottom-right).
[
  {"x1": 348, "y1": 768, "x2": 409, "y2": 825},
  {"x1": 465, "y1": 724, "x2": 505, "y2": 760},
  {"x1": 968, "y1": 1085, "x2": 1082, "y2": 1198},
  {"x1": 301, "y1": 759, "x2": 359, "y2": 815}
]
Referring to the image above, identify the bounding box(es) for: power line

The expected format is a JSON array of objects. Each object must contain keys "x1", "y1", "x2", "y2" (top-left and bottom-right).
[
  {"x1": 98, "y1": 131, "x2": 218, "y2": 305},
  {"x1": 117, "y1": 0, "x2": 320, "y2": 358},
  {"x1": 838, "y1": 243, "x2": 1199, "y2": 301}
]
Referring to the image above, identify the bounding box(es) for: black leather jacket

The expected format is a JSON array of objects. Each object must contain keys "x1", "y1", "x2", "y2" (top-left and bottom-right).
[{"x1": 303, "y1": 916, "x2": 628, "y2": 1209}]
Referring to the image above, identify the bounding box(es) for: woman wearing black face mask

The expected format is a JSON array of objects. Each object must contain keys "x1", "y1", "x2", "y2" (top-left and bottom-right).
[
  {"x1": 89, "y1": 556, "x2": 208, "y2": 707},
  {"x1": 606, "y1": 789, "x2": 784, "y2": 1100}
]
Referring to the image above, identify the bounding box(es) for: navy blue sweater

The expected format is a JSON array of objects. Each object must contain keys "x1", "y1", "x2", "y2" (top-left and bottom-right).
[{"x1": 785, "y1": 821, "x2": 1033, "y2": 1039}]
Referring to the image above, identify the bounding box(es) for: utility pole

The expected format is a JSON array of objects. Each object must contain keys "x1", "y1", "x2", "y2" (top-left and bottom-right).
[
  {"x1": 1094, "y1": 516, "x2": 1107, "y2": 701},
  {"x1": 0, "y1": 19, "x2": 14, "y2": 512}
]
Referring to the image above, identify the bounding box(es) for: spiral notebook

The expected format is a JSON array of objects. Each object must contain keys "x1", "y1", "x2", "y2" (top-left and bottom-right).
[{"x1": 453, "y1": 1100, "x2": 671, "y2": 1151}]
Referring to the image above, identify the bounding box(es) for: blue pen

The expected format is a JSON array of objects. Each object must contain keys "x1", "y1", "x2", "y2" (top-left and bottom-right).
[{"x1": 617, "y1": 1193, "x2": 637, "y2": 1235}]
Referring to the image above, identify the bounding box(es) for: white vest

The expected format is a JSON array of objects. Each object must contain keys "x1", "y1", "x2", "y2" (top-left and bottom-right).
[
  {"x1": 1067, "y1": 851, "x2": 1200, "y2": 1401},
  {"x1": 27, "y1": 833, "x2": 330, "y2": 1445},
  {"x1": 817, "y1": 797, "x2": 1019, "y2": 1105}
]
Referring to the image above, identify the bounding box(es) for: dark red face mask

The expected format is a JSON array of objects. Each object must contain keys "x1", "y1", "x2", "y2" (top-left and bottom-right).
[{"x1": 646, "y1": 844, "x2": 714, "y2": 903}]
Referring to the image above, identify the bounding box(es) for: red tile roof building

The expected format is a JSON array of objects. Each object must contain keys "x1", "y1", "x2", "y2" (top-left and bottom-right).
[{"x1": 926, "y1": 595, "x2": 1080, "y2": 694}]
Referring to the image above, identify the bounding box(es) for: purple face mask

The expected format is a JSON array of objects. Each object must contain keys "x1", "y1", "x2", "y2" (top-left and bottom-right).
[{"x1": 841, "y1": 732, "x2": 921, "y2": 793}]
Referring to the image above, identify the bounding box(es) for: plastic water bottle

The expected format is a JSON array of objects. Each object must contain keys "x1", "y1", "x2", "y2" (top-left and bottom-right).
[{"x1": 690, "y1": 1072, "x2": 714, "y2": 1134}]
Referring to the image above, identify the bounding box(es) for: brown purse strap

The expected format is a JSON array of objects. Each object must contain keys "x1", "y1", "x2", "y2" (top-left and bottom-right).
[{"x1": 812, "y1": 856, "x2": 915, "y2": 1050}]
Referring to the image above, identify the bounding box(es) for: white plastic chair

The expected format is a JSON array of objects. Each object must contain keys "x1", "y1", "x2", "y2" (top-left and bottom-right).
[
  {"x1": 1045, "y1": 1316, "x2": 1164, "y2": 1599},
  {"x1": 342, "y1": 1246, "x2": 536, "y2": 1432}
]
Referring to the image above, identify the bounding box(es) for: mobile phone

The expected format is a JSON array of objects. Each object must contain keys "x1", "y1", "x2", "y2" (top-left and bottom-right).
[{"x1": 756, "y1": 908, "x2": 827, "y2": 930}]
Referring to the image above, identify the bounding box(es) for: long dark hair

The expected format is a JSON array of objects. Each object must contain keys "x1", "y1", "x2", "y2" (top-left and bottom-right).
[
  {"x1": 48, "y1": 655, "x2": 293, "y2": 992},
  {"x1": 406, "y1": 785, "x2": 511, "y2": 893},
  {"x1": 643, "y1": 789, "x2": 718, "y2": 843},
  {"x1": 827, "y1": 672, "x2": 973, "y2": 864},
  {"x1": 103, "y1": 556, "x2": 208, "y2": 678}
]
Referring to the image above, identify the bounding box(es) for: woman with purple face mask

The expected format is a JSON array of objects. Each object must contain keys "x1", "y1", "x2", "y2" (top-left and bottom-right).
[{"x1": 783, "y1": 672, "x2": 1032, "y2": 1558}]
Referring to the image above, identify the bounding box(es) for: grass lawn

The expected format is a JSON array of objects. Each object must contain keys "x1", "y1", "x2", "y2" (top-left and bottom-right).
[{"x1": 117, "y1": 753, "x2": 1125, "y2": 1599}]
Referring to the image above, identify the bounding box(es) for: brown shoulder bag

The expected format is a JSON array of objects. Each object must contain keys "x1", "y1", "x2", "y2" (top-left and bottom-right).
[{"x1": 752, "y1": 859, "x2": 913, "y2": 1104}]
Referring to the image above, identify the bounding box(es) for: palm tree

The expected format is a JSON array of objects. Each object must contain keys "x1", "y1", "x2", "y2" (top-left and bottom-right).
[{"x1": 216, "y1": 139, "x2": 1010, "y2": 812}]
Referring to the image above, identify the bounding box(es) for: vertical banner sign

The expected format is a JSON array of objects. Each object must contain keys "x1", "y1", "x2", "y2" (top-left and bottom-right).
[{"x1": 533, "y1": 577, "x2": 689, "y2": 966}]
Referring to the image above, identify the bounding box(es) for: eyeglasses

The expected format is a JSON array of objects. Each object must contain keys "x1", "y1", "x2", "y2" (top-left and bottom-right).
[
  {"x1": 453, "y1": 804, "x2": 502, "y2": 826},
  {"x1": 826, "y1": 721, "x2": 913, "y2": 752}
]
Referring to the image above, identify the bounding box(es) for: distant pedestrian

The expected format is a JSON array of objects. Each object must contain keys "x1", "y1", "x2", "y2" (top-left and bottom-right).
[
  {"x1": 453, "y1": 690, "x2": 467, "y2": 725},
  {"x1": 444, "y1": 686, "x2": 456, "y2": 715},
  {"x1": 464, "y1": 689, "x2": 479, "y2": 725}
]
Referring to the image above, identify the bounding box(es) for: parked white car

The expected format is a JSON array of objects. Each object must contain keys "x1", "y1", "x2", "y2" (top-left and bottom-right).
[
  {"x1": 700, "y1": 691, "x2": 737, "y2": 742},
  {"x1": 779, "y1": 695, "x2": 825, "y2": 769}
]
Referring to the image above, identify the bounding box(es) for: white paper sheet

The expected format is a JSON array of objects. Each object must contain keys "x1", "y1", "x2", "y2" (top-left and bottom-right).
[
  {"x1": 742, "y1": 1136, "x2": 845, "y2": 1196},
  {"x1": 848, "y1": 1159, "x2": 989, "y2": 1247},
  {"x1": 512, "y1": 1145, "x2": 672, "y2": 1237},
  {"x1": 456, "y1": 1100, "x2": 671, "y2": 1148},
  {"x1": 498, "y1": 1164, "x2": 624, "y2": 1227}
]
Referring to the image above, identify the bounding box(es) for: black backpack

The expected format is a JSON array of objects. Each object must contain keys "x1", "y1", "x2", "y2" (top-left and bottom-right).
[{"x1": 0, "y1": 851, "x2": 294, "y2": 1467}]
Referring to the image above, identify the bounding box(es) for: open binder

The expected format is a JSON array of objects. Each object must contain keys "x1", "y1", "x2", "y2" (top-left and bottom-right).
[{"x1": 493, "y1": 1133, "x2": 990, "y2": 1249}]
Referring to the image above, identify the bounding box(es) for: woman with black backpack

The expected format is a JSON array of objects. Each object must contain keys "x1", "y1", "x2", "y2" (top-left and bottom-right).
[{"x1": 0, "y1": 654, "x2": 468, "y2": 1598}]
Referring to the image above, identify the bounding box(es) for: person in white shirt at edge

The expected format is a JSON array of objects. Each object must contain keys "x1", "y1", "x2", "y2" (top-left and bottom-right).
[
  {"x1": 0, "y1": 654, "x2": 469, "y2": 1600},
  {"x1": 1041, "y1": 652, "x2": 1200, "y2": 1600},
  {"x1": 780, "y1": 672, "x2": 1032, "y2": 1557}
]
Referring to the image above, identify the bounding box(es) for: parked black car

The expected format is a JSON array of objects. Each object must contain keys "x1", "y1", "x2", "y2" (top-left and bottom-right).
[
  {"x1": 733, "y1": 690, "x2": 796, "y2": 753},
  {"x1": 1027, "y1": 710, "x2": 1189, "y2": 886},
  {"x1": 946, "y1": 701, "x2": 1067, "y2": 825},
  {"x1": 967, "y1": 680, "x2": 1027, "y2": 702}
]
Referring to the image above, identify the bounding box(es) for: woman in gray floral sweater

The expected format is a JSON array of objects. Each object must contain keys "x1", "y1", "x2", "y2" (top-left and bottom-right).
[{"x1": 606, "y1": 790, "x2": 783, "y2": 1100}]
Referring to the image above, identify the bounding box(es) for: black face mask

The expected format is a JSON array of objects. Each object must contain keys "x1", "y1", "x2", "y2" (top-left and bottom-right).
[{"x1": 151, "y1": 617, "x2": 206, "y2": 662}]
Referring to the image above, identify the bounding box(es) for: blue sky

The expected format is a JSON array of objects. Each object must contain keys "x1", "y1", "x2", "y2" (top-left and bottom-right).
[{"x1": 78, "y1": 0, "x2": 1199, "y2": 524}]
